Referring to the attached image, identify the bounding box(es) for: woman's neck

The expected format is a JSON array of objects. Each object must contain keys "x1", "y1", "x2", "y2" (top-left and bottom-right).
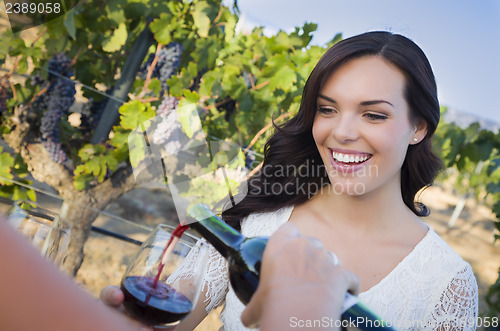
[{"x1": 311, "y1": 181, "x2": 416, "y2": 234}]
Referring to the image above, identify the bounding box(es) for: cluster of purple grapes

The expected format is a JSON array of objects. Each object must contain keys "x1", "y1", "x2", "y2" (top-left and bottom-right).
[
  {"x1": 138, "y1": 42, "x2": 183, "y2": 96},
  {"x1": 79, "y1": 87, "x2": 113, "y2": 133},
  {"x1": 156, "y1": 95, "x2": 178, "y2": 115},
  {"x1": 30, "y1": 72, "x2": 45, "y2": 87},
  {"x1": 48, "y1": 53, "x2": 73, "y2": 80},
  {"x1": 242, "y1": 145, "x2": 257, "y2": 169},
  {"x1": 151, "y1": 96, "x2": 181, "y2": 146},
  {"x1": 0, "y1": 83, "x2": 12, "y2": 116},
  {"x1": 35, "y1": 53, "x2": 76, "y2": 164}
]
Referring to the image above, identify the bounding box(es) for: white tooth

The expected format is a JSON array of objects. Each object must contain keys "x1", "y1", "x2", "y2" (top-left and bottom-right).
[
  {"x1": 337, "y1": 153, "x2": 343, "y2": 161},
  {"x1": 355, "y1": 156, "x2": 360, "y2": 163},
  {"x1": 343, "y1": 154, "x2": 350, "y2": 163},
  {"x1": 349, "y1": 155, "x2": 355, "y2": 162}
]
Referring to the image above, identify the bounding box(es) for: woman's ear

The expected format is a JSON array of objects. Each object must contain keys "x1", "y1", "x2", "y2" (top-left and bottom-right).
[{"x1": 411, "y1": 120, "x2": 427, "y2": 145}]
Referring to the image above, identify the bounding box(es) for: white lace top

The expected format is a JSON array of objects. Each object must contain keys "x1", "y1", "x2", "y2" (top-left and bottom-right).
[{"x1": 181, "y1": 206, "x2": 478, "y2": 330}]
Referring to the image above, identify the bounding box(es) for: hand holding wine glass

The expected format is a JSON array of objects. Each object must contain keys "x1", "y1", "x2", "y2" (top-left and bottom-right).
[{"x1": 118, "y1": 224, "x2": 209, "y2": 328}]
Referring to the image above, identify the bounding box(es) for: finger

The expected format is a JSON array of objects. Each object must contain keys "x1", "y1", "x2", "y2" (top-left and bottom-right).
[
  {"x1": 240, "y1": 290, "x2": 263, "y2": 329},
  {"x1": 100, "y1": 285, "x2": 124, "y2": 307}
]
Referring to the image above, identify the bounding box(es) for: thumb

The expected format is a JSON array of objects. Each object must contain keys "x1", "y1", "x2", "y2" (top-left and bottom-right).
[
  {"x1": 100, "y1": 285, "x2": 124, "y2": 307},
  {"x1": 240, "y1": 292, "x2": 262, "y2": 329}
]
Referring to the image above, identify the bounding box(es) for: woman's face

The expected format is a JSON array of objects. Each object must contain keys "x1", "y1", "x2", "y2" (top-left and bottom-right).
[{"x1": 312, "y1": 55, "x2": 426, "y2": 197}]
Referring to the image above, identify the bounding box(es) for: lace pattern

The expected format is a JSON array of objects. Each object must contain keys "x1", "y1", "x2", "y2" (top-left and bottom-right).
[{"x1": 168, "y1": 238, "x2": 229, "y2": 312}]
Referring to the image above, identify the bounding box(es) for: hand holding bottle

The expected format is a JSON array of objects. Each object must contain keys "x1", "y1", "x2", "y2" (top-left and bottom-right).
[{"x1": 240, "y1": 223, "x2": 360, "y2": 330}]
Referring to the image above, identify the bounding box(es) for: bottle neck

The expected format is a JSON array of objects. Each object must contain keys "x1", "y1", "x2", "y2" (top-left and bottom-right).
[{"x1": 187, "y1": 204, "x2": 245, "y2": 258}]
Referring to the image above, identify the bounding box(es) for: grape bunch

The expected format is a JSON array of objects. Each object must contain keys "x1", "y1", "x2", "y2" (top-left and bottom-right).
[
  {"x1": 156, "y1": 95, "x2": 178, "y2": 115},
  {"x1": 37, "y1": 53, "x2": 76, "y2": 164},
  {"x1": 0, "y1": 82, "x2": 12, "y2": 115},
  {"x1": 30, "y1": 72, "x2": 45, "y2": 86},
  {"x1": 48, "y1": 53, "x2": 73, "y2": 80},
  {"x1": 242, "y1": 145, "x2": 257, "y2": 170},
  {"x1": 79, "y1": 87, "x2": 113, "y2": 132},
  {"x1": 152, "y1": 95, "x2": 182, "y2": 146},
  {"x1": 138, "y1": 42, "x2": 184, "y2": 96}
]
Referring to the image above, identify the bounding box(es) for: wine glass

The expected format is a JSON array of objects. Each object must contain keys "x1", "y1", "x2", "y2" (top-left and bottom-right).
[
  {"x1": 121, "y1": 224, "x2": 209, "y2": 328},
  {"x1": 7, "y1": 200, "x2": 70, "y2": 266}
]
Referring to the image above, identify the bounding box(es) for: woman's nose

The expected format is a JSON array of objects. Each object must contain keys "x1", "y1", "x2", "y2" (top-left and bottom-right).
[{"x1": 332, "y1": 114, "x2": 359, "y2": 143}]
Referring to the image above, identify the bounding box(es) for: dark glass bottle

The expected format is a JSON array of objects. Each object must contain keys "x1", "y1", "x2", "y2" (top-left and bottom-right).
[{"x1": 187, "y1": 204, "x2": 397, "y2": 330}]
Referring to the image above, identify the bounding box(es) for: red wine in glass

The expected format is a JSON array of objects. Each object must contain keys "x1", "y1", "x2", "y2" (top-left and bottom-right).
[
  {"x1": 121, "y1": 224, "x2": 192, "y2": 326},
  {"x1": 121, "y1": 276, "x2": 192, "y2": 325}
]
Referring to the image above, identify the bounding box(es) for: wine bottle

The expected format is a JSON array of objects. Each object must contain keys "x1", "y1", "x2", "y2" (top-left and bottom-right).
[{"x1": 187, "y1": 204, "x2": 396, "y2": 330}]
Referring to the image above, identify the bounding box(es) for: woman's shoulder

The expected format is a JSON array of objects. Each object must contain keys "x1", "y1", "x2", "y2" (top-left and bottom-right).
[
  {"x1": 240, "y1": 205, "x2": 294, "y2": 237},
  {"x1": 422, "y1": 227, "x2": 473, "y2": 272}
]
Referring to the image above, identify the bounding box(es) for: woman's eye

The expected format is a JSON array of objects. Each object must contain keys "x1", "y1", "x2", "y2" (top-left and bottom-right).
[
  {"x1": 316, "y1": 107, "x2": 337, "y2": 115},
  {"x1": 365, "y1": 113, "x2": 388, "y2": 121}
]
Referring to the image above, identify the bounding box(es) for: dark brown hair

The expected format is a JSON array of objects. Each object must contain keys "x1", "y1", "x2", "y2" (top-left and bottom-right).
[{"x1": 223, "y1": 31, "x2": 442, "y2": 230}]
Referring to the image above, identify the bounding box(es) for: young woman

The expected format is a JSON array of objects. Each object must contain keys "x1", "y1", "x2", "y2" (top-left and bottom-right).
[{"x1": 105, "y1": 31, "x2": 478, "y2": 330}]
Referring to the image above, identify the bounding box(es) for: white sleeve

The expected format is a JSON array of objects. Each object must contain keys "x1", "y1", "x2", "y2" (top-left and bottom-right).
[
  {"x1": 168, "y1": 238, "x2": 229, "y2": 313},
  {"x1": 427, "y1": 264, "x2": 478, "y2": 330}
]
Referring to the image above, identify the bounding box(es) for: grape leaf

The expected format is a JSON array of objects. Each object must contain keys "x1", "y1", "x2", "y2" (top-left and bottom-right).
[
  {"x1": 0, "y1": 148, "x2": 14, "y2": 185},
  {"x1": 102, "y1": 23, "x2": 128, "y2": 53},
  {"x1": 150, "y1": 14, "x2": 172, "y2": 44},
  {"x1": 119, "y1": 100, "x2": 156, "y2": 130},
  {"x1": 192, "y1": 1, "x2": 212, "y2": 38},
  {"x1": 64, "y1": 10, "x2": 76, "y2": 39}
]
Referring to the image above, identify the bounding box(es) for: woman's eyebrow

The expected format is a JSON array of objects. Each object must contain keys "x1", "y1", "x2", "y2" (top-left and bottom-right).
[
  {"x1": 318, "y1": 94, "x2": 394, "y2": 108},
  {"x1": 360, "y1": 100, "x2": 394, "y2": 107},
  {"x1": 318, "y1": 94, "x2": 337, "y2": 103}
]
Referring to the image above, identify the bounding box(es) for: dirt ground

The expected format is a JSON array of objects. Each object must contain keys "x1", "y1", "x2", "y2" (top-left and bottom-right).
[{"x1": 70, "y1": 183, "x2": 500, "y2": 330}]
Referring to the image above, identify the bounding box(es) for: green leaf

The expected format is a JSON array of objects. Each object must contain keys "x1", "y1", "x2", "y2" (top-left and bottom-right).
[
  {"x1": 74, "y1": 171, "x2": 94, "y2": 191},
  {"x1": 102, "y1": 22, "x2": 128, "y2": 53},
  {"x1": 110, "y1": 128, "x2": 130, "y2": 148},
  {"x1": 192, "y1": 1, "x2": 212, "y2": 38},
  {"x1": 148, "y1": 79, "x2": 162, "y2": 97},
  {"x1": 0, "y1": 148, "x2": 14, "y2": 185},
  {"x1": 223, "y1": 11, "x2": 236, "y2": 42},
  {"x1": 64, "y1": 10, "x2": 76, "y2": 39},
  {"x1": 271, "y1": 65, "x2": 296, "y2": 91},
  {"x1": 78, "y1": 144, "x2": 106, "y2": 162},
  {"x1": 167, "y1": 76, "x2": 182, "y2": 97},
  {"x1": 183, "y1": 89, "x2": 200, "y2": 104},
  {"x1": 198, "y1": 70, "x2": 221, "y2": 98},
  {"x1": 107, "y1": 2, "x2": 126, "y2": 25},
  {"x1": 488, "y1": 158, "x2": 500, "y2": 176},
  {"x1": 118, "y1": 100, "x2": 156, "y2": 130},
  {"x1": 150, "y1": 14, "x2": 172, "y2": 44},
  {"x1": 17, "y1": 57, "x2": 28, "y2": 74},
  {"x1": 12, "y1": 154, "x2": 28, "y2": 178},
  {"x1": 327, "y1": 33, "x2": 343, "y2": 47},
  {"x1": 178, "y1": 97, "x2": 201, "y2": 138}
]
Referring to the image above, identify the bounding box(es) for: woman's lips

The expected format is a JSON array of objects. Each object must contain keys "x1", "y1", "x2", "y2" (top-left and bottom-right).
[
  {"x1": 327, "y1": 148, "x2": 373, "y2": 173},
  {"x1": 329, "y1": 148, "x2": 373, "y2": 166}
]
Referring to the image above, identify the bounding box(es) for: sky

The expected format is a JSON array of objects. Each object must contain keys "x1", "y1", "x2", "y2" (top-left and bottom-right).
[{"x1": 232, "y1": 0, "x2": 500, "y2": 124}]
